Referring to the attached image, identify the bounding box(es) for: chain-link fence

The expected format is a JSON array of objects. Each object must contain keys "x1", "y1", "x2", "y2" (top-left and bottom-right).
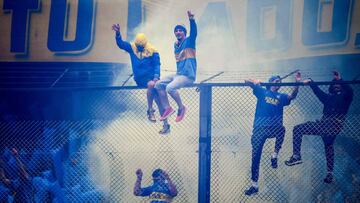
[
  {"x1": 210, "y1": 82, "x2": 360, "y2": 203},
  {"x1": 0, "y1": 82, "x2": 359, "y2": 202}
]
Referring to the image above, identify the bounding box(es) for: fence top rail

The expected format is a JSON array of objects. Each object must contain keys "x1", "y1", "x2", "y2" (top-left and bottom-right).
[
  {"x1": 1, "y1": 80, "x2": 360, "y2": 91},
  {"x1": 204, "y1": 80, "x2": 360, "y2": 87}
]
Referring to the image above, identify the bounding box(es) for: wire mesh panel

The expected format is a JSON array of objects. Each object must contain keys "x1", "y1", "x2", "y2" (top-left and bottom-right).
[
  {"x1": 1, "y1": 83, "x2": 360, "y2": 202},
  {"x1": 210, "y1": 83, "x2": 360, "y2": 202},
  {"x1": 0, "y1": 87, "x2": 200, "y2": 202}
]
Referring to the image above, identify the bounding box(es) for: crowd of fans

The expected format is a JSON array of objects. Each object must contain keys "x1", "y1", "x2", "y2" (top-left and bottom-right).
[{"x1": 0, "y1": 127, "x2": 104, "y2": 202}]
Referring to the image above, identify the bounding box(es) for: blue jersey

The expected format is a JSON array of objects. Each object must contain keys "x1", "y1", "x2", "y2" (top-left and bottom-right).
[
  {"x1": 139, "y1": 181, "x2": 174, "y2": 203},
  {"x1": 174, "y1": 19, "x2": 197, "y2": 80},
  {"x1": 115, "y1": 33, "x2": 160, "y2": 85},
  {"x1": 253, "y1": 85, "x2": 291, "y2": 127}
]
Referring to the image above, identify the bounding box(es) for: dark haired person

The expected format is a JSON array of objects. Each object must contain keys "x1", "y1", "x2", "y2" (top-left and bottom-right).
[
  {"x1": 244, "y1": 72, "x2": 301, "y2": 196},
  {"x1": 285, "y1": 71, "x2": 353, "y2": 184},
  {"x1": 134, "y1": 168, "x2": 177, "y2": 202},
  {"x1": 155, "y1": 11, "x2": 197, "y2": 123}
]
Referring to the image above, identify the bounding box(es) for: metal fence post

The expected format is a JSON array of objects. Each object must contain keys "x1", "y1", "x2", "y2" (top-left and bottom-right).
[{"x1": 198, "y1": 85, "x2": 212, "y2": 203}]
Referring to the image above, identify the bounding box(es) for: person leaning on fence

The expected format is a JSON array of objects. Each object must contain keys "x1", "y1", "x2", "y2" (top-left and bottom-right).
[
  {"x1": 155, "y1": 11, "x2": 197, "y2": 123},
  {"x1": 112, "y1": 24, "x2": 170, "y2": 134},
  {"x1": 134, "y1": 168, "x2": 178, "y2": 203},
  {"x1": 285, "y1": 71, "x2": 354, "y2": 184},
  {"x1": 244, "y1": 72, "x2": 301, "y2": 196}
]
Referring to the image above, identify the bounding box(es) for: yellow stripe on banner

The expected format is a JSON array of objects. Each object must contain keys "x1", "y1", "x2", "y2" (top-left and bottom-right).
[{"x1": 175, "y1": 48, "x2": 196, "y2": 62}]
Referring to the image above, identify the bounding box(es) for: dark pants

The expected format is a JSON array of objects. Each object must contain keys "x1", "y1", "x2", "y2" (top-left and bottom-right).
[
  {"x1": 251, "y1": 126, "x2": 285, "y2": 182},
  {"x1": 135, "y1": 75, "x2": 153, "y2": 88},
  {"x1": 292, "y1": 119, "x2": 342, "y2": 173}
]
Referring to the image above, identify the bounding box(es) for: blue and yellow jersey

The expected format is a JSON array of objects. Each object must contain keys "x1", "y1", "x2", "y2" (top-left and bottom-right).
[
  {"x1": 115, "y1": 33, "x2": 160, "y2": 85},
  {"x1": 138, "y1": 181, "x2": 175, "y2": 203},
  {"x1": 174, "y1": 19, "x2": 197, "y2": 80}
]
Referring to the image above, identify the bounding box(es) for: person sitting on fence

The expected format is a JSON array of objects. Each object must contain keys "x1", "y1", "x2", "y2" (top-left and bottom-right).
[
  {"x1": 134, "y1": 168, "x2": 178, "y2": 203},
  {"x1": 155, "y1": 11, "x2": 197, "y2": 123},
  {"x1": 112, "y1": 24, "x2": 170, "y2": 134},
  {"x1": 285, "y1": 71, "x2": 354, "y2": 184},
  {"x1": 244, "y1": 72, "x2": 301, "y2": 196}
]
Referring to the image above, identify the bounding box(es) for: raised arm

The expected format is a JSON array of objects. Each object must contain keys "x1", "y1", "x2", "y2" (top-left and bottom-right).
[
  {"x1": 12, "y1": 148, "x2": 30, "y2": 181},
  {"x1": 133, "y1": 169, "x2": 143, "y2": 196},
  {"x1": 162, "y1": 170, "x2": 178, "y2": 197},
  {"x1": 187, "y1": 11, "x2": 197, "y2": 43},
  {"x1": 0, "y1": 159, "x2": 12, "y2": 187},
  {"x1": 245, "y1": 79, "x2": 264, "y2": 98},
  {"x1": 334, "y1": 71, "x2": 354, "y2": 103},
  {"x1": 112, "y1": 24, "x2": 133, "y2": 53},
  {"x1": 341, "y1": 82, "x2": 354, "y2": 102},
  {"x1": 305, "y1": 78, "x2": 328, "y2": 104},
  {"x1": 287, "y1": 71, "x2": 301, "y2": 100},
  {"x1": 244, "y1": 79, "x2": 260, "y2": 89}
]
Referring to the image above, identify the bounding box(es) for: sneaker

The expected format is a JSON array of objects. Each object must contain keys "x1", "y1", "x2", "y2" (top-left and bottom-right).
[
  {"x1": 159, "y1": 124, "x2": 170, "y2": 135},
  {"x1": 244, "y1": 186, "x2": 258, "y2": 196},
  {"x1": 175, "y1": 106, "x2": 186, "y2": 122},
  {"x1": 160, "y1": 107, "x2": 175, "y2": 121},
  {"x1": 147, "y1": 109, "x2": 156, "y2": 123},
  {"x1": 284, "y1": 155, "x2": 302, "y2": 166},
  {"x1": 271, "y1": 157, "x2": 278, "y2": 169},
  {"x1": 324, "y1": 173, "x2": 333, "y2": 184}
]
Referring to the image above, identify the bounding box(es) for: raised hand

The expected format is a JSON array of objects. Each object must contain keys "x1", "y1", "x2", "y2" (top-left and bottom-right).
[
  {"x1": 295, "y1": 71, "x2": 301, "y2": 82},
  {"x1": 187, "y1": 11, "x2": 194, "y2": 19},
  {"x1": 303, "y1": 78, "x2": 313, "y2": 84},
  {"x1": 112, "y1": 24, "x2": 120, "y2": 33},
  {"x1": 333, "y1": 70, "x2": 341, "y2": 80},
  {"x1": 135, "y1": 169, "x2": 143, "y2": 179},
  {"x1": 245, "y1": 79, "x2": 260, "y2": 85},
  {"x1": 161, "y1": 170, "x2": 170, "y2": 180}
]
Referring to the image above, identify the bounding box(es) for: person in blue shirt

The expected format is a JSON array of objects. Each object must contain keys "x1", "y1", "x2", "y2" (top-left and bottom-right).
[
  {"x1": 155, "y1": 11, "x2": 197, "y2": 123},
  {"x1": 244, "y1": 72, "x2": 301, "y2": 196},
  {"x1": 112, "y1": 25, "x2": 170, "y2": 134},
  {"x1": 134, "y1": 168, "x2": 178, "y2": 203},
  {"x1": 285, "y1": 71, "x2": 353, "y2": 184}
]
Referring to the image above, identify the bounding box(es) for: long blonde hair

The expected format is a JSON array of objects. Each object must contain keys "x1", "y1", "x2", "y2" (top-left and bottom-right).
[{"x1": 131, "y1": 33, "x2": 158, "y2": 59}]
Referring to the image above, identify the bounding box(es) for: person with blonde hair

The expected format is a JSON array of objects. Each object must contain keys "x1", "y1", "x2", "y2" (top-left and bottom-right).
[{"x1": 112, "y1": 24, "x2": 170, "y2": 134}]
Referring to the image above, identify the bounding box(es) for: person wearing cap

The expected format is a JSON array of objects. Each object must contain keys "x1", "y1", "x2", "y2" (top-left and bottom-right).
[
  {"x1": 112, "y1": 24, "x2": 170, "y2": 134},
  {"x1": 155, "y1": 11, "x2": 197, "y2": 123},
  {"x1": 244, "y1": 72, "x2": 301, "y2": 196},
  {"x1": 285, "y1": 71, "x2": 353, "y2": 184},
  {"x1": 133, "y1": 168, "x2": 178, "y2": 203}
]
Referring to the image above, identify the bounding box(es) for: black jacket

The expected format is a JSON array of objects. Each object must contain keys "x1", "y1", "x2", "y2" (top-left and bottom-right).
[{"x1": 310, "y1": 81, "x2": 354, "y2": 122}]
